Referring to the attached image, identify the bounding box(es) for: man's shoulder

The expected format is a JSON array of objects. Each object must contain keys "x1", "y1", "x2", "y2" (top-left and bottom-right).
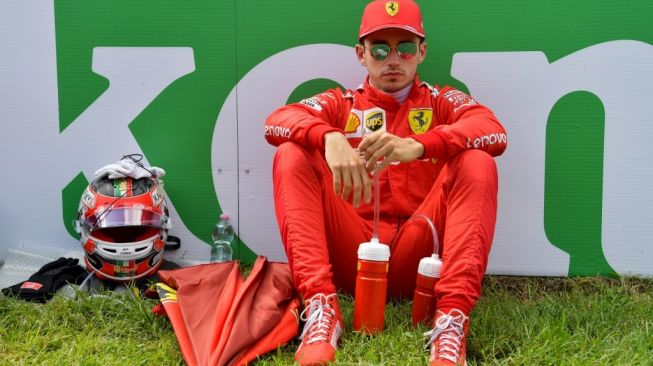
[
  {"x1": 417, "y1": 81, "x2": 443, "y2": 98},
  {"x1": 295, "y1": 87, "x2": 356, "y2": 111},
  {"x1": 341, "y1": 84, "x2": 364, "y2": 99},
  {"x1": 313, "y1": 86, "x2": 358, "y2": 101}
]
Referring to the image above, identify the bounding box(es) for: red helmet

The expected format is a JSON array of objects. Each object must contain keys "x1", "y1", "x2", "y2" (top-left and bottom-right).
[{"x1": 75, "y1": 176, "x2": 171, "y2": 282}]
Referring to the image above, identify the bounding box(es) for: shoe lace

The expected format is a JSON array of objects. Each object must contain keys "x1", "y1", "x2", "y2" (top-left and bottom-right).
[
  {"x1": 299, "y1": 293, "x2": 337, "y2": 345},
  {"x1": 424, "y1": 309, "x2": 467, "y2": 363}
]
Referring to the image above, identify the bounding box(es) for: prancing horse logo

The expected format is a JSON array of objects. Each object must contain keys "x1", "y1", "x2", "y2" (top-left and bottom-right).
[
  {"x1": 385, "y1": 1, "x2": 399, "y2": 16},
  {"x1": 408, "y1": 109, "x2": 433, "y2": 134}
]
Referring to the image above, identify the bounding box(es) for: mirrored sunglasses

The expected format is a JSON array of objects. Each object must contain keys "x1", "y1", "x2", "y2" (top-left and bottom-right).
[{"x1": 369, "y1": 42, "x2": 418, "y2": 61}]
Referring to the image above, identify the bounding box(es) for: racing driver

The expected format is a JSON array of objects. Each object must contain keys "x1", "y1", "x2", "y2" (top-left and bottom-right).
[{"x1": 264, "y1": 0, "x2": 507, "y2": 364}]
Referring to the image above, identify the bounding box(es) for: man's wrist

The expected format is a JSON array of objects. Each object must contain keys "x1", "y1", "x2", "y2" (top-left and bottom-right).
[
  {"x1": 408, "y1": 137, "x2": 425, "y2": 159},
  {"x1": 324, "y1": 131, "x2": 346, "y2": 146},
  {"x1": 409, "y1": 131, "x2": 446, "y2": 159}
]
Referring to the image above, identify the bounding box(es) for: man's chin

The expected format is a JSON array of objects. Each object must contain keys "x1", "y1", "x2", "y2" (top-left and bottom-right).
[{"x1": 379, "y1": 80, "x2": 409, "y2": 93}]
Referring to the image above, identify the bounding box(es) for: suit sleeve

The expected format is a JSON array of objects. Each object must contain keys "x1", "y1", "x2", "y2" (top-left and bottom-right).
[
  {"x1": 410, "y1": 86, "x2": 507, "y2": 159},
  {"x1": 264, "y1": 89, "x2": 346, "y2": 151}
]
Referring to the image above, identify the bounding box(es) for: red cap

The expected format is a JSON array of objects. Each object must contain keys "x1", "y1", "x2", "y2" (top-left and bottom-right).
[{"x1": 359, "y1": 0, "x2": 425, "y2": 41}]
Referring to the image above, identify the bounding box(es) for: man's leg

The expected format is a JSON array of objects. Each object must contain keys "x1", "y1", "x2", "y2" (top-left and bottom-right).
[
  {"x1": 390, "y1": 149, "x2": 498, "y2": 366},
  {"x1": 272, "y1": 142, "x2": 372, "y2": 298},
  {"x1": 272, "y1": 142, "x2": 372, "y2": 365},
  {"x1": 388, "y1": 149, "x2": 498, "y2": 312},
  {"x1": 432, "y1": 149, "x2": 498, "y2": 315}
]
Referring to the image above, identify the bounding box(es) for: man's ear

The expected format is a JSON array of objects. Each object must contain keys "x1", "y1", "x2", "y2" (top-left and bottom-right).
[
  {"x1": 355, "y1": 43, "x2": 367, "y2": 66},
  {"x1": 417, "y1": 42, "x2": 427, "y2": 64}
]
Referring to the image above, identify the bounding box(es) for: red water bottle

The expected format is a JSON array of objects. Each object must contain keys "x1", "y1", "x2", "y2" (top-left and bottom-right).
[
  {"x1": 353, "y1": 239, "x2": 390, "y2": 334},
  {"x1": 411, "y1": 254, "x2": 442, "y2": 326}
]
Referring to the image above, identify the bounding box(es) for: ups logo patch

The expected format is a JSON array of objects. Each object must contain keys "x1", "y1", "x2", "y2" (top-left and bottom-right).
[{"x1": 365, "y1": 112, "x2": 384, "y2": 131}]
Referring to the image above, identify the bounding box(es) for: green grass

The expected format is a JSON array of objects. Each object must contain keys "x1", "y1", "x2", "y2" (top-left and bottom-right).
[{"x1": 1, "y1": 276, "x2": 652, "y2": 365}]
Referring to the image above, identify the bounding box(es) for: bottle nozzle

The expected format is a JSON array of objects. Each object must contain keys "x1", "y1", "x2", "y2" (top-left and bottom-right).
[{"x1": 418, "y1": 254, "x2": 442, "y2": 278}]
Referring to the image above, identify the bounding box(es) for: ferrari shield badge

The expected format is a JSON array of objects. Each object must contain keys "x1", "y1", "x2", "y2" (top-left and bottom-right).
[
  {"x1": 408, "y1": 109, "x2": 433, "y2": 134},
  {"x1": 385, "y1": 1, "x2": 399, "y2": 16}
]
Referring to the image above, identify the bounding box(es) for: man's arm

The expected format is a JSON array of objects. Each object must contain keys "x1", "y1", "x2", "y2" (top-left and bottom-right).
[
  {"x1": 264, "y1": 91, "x2": 343, "y2": 150},
  {"x1": 358, "y1": 130, "x2": 424, "y2": 172},
  {"x1": 264, "y1": 90, "x2": 372, "y2": 208},
  {"x1": 324, "y1": 132, "x2": 372, "y2": 208},
  {"x1": 410, "y1": 86, "x2": 508, "y2": 160}
]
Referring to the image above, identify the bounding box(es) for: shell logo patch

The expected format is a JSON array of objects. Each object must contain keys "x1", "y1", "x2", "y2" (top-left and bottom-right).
[
  {"x1": 385, "y1": 1, "x2": 399, "y2": 16},
  {"x1": 408, "y1": 109, "x2": 433, "y2": 134},
  {"x1": 344, "y1": 112, "x2": 361, "y2": 133},
  {"x1": 344, "y1": 109, "x2": 364, "y2": 138}
]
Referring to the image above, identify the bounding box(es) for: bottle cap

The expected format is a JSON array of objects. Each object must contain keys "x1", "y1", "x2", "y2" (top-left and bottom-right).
[
  {"x1": 417, "y1": 254, "x2": 442, "y2": 278},
  {"x1": 220, "y1": 213, "x2": 230, "y2": 221},
  {"x1": 357, "y1": 239, "x2": 390, "y2": 262}
]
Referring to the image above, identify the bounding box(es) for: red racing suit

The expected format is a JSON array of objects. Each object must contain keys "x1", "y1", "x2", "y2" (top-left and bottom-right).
[{"x1": 265, "y1": 76, "x2": 507, "y2": 315}]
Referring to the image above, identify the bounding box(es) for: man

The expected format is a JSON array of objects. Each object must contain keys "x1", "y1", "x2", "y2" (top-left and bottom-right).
[{"x1": 264, "y1": 0, "x2": 507, "y2": 365}]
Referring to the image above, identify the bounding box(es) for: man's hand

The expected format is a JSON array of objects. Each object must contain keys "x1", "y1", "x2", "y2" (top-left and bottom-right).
[
  {"x1": 324, "y1": 132, "x2": 372, "y2": 208},
  {"x1": 358, "y1": 130, "x2": 425, "y2": 172}
]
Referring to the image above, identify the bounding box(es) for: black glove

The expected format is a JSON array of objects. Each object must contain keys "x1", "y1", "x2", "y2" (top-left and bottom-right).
[{"x1": 1, "y1": 257, "x2": 88, "y2": 303}]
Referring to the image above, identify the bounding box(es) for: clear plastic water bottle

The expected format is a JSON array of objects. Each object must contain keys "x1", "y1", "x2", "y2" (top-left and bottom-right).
[{"x1": 210, "y1": 213, "x2": 234, "y2": 262}]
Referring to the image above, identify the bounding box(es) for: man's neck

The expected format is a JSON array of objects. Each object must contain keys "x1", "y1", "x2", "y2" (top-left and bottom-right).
[
  {"x1": 388, "y1": 84, "x2": 412, "y2": 103},
  {"x1": 368, "y1": 80, "x2": 413, "y2": 103}
]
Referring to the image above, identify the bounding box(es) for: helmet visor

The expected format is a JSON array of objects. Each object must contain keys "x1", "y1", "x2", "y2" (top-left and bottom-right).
[{"x1": 82, "y1": 206, "x2": 166, "y2": 231}]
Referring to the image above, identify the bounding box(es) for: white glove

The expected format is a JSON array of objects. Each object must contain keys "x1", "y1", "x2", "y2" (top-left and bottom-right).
[
  {"x1": 94, "y1": 159, "x2": 166, "y2": 179},
  {"x1": 148, "y1": 166, "x2": 166, "y2": 178}
]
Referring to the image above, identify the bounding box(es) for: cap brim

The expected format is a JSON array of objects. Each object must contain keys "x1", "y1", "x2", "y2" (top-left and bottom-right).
[{"x1": 359, "y1": 24, "x2": 425, "y2": 40}]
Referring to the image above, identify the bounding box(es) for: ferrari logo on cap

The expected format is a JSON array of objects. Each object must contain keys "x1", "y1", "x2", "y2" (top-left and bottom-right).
[
  {"x1": 408, "y1": 109, "x2": 433, "y2": 134},
  {"x1": 385, "y1": 1, "x2": 399, "y2": 16}
]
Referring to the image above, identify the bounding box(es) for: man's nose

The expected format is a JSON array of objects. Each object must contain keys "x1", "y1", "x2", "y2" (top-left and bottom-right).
[
  {"x1": 387, "y1": 47, "x2": 401, "y2": 63},
  {"x1": 386, "y1": 47, "x2": 402, "y2": 64}
]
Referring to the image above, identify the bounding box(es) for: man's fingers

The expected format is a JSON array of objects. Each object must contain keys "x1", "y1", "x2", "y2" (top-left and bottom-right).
[
  {"x1": 351, "y1": 168, "x2": 363, "y2": 208},
  {"x1": 361, "y1": 137, "x2": 384, "y2": 160},
  {"x1": 359, "y1": 130, "x2": 386, "y2": 152},
  {"x1": 341, "y1": 168, "x2": 353, "y2": 201},
  {"x1": 366, "y1": 145, "x2": 393, "y2": 171},
  {"x1": 325, "y1": 131, "x2": 385, "y2": 206},
  {"x1": 352, "y1": 164, "x2": 373, "y2": 207},
  {"x1": 373, "y1": 158, "x2": 394, "y2": 175},
  {"x1": 363, "y1": 172, "x2": 372, "y2": 204},
  {"x1": 332, "y1": 168, "x2": 342, "y2": 196},
  {"x1": 358, "y1": 131, "x2": 377, "y2": 151}
]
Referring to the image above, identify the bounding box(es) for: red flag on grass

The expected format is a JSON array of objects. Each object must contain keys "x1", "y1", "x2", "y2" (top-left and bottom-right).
[{"x1": 152, "y1": 256, "x2": 300, "y2": 366}]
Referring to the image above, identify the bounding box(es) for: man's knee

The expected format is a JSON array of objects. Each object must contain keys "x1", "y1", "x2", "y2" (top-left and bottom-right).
[
  {"x1": 273, "y1": 142, "x2": 324, "y2": 178},
  {"x1": 451, "y1": 149, "x2": 497, "y2": 184},
  {"x1": 274, "y1": 142, "x2": 310, "y2": 171},
  {"x1": 274, "y1": 142, "x2": 306, "y2": 162}
]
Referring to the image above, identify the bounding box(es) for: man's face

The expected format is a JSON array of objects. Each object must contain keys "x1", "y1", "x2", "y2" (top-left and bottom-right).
[{"x1": 356, "y1": 28, "x2": 427, "y2": 93}]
